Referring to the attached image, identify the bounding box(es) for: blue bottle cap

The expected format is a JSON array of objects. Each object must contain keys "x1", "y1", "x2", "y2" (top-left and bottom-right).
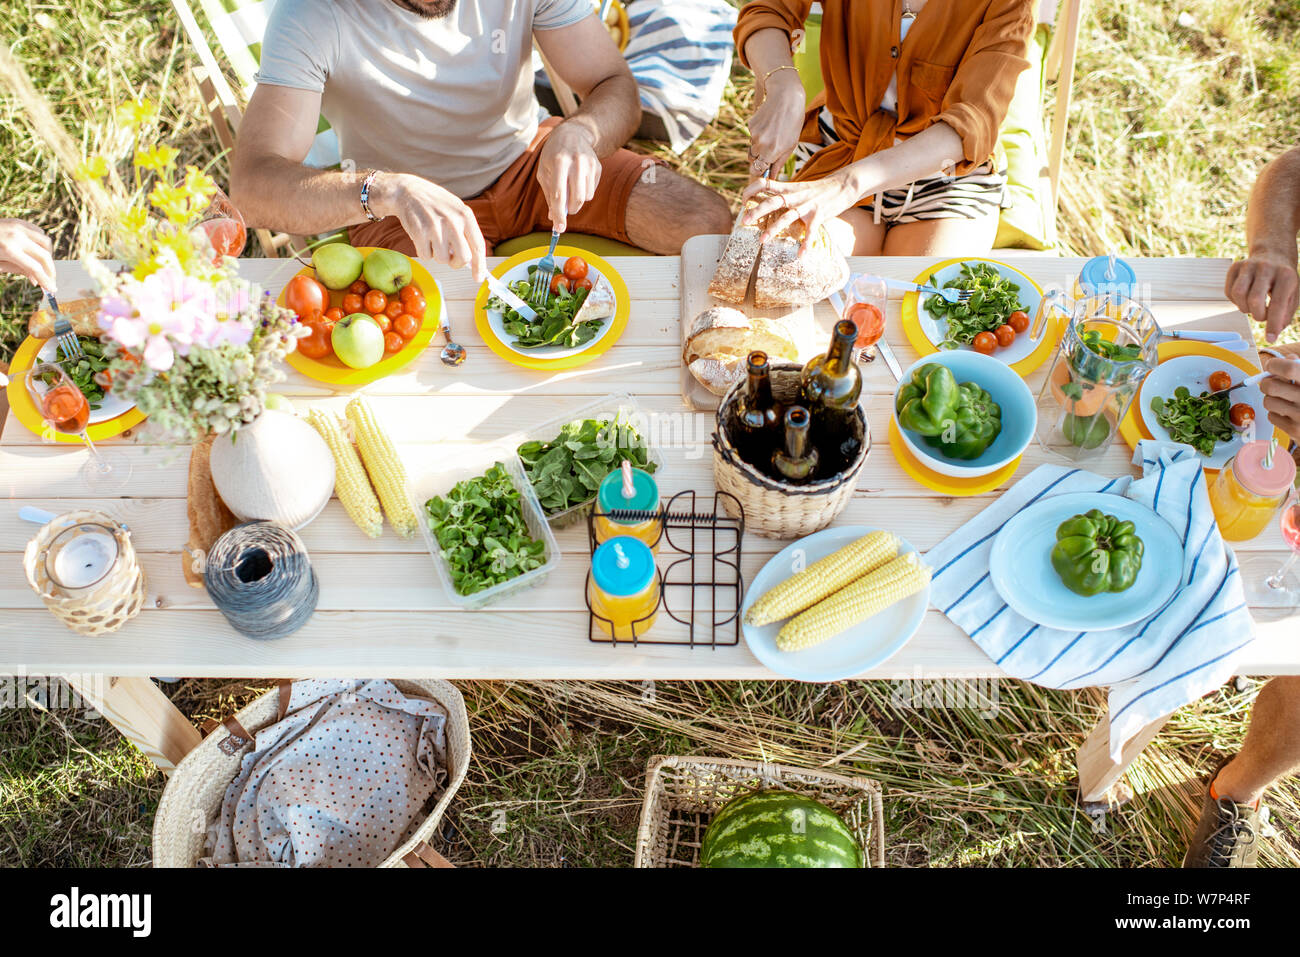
[
  {"x1": 591, "y1": 537, "x2": 656, "y2": 597},
  {"x1": 597, "y1": 464, "x2": 659, "y2": 521},
  {"x1": 1078, "y1": 255, "x2": 1137, "y2": 298}
]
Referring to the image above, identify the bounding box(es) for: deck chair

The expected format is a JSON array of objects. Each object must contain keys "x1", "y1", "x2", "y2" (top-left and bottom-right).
[{"x1": 790, "y1": 0, "x2": 1084, "y2": 253}]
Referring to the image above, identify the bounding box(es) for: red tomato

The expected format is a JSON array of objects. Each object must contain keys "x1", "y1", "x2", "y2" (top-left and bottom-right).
[
  {"x1": 562, "y1": 256, "x2": 589, "y2": 281},
  {"x1": 1229, "y1": 403, "x2": 1255, "y2": 428},
  {"x1": 572, "y1": 277, "x2": 593, "y2": 294},
  {"x1": 296, "y1": 321, "x2": 332, "y2": 359},
  {"x1": 324, "y1": 306, "x2": 344, "y2": 322},
  {"x1": 1007, "y1": 310, "x2": 1030, "y2": 334},
  {"x1": 1209, "y1": 370, "x2": 1233, "y2": 393},
  {"x1": 383, "y1": 331, "x2": 405, "y2": 354},
  {"x1": 403, "y1": 293, "x2": 426, "y2": 316},
  {"x1": 341, "y1": 293, "x2": 364, "y2": 314},
  {"x1": 549, "y1": 273, "x2": 570, "y2": 296},
  {"x1": 394, "y1": 313, "x2": 420, "y2": 339},
  {"x1": 285, "y1": 274, "x2": 327, "y2": 319},
  {"x1": 972, "y1": 331, "x2": 998, "y2": 355},
  {"x1": 846, "y1": 302, "x2": 885, "y2": 347},
  {"x1": 348, "y1": 279, "x2": 369, "y2": 295},
  {"x1": 399, "y1": 283, "x2": 422, "y2": 304},
  {"x1": 363, "y1": 289, "x2": 387, "y2": 314},
  {"x1": 384, "y1": 299, "x2": 405, "y2": 319},
  {"x1": 994, "y1": 324, "x2": 1016, "y2": 348},
  {"x1": 370, "y1": 313, "x2": 391, "y2": 333}
]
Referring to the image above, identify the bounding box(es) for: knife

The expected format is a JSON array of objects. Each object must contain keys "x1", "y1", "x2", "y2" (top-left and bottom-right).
[{"x1": 484, "y1": 273, "x2": 538, "y2": 322}]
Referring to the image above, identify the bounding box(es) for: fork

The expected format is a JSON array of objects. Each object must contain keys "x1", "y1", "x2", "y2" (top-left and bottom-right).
[
  {"x1": 879, "y1": 276, "x2": 972, "y2": 304},
  {"x1": 530, "y1": 228, "x2": 563, "y2": 306},
  {"x1": 44, "y1": 289, "x2": 84, "y2": 361}
]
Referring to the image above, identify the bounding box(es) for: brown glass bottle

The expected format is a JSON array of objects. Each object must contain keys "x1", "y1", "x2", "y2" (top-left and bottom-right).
[
  {"x1": 729, "y1": 351, "x2": 784, "y2": 467},
  {"x1": 800, "y1": 318, "x2": 862, "y2": 473},
  {"x1": 770, "y1": 405, "x2": 820, "y2": 483}
]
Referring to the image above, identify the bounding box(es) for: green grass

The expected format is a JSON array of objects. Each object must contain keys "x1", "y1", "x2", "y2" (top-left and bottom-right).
[{"x1": 2, "y1": 0, "x2": 1300, "y2": 868}]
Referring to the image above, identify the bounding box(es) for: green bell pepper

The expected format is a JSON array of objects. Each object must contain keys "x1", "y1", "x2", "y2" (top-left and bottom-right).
[
  {"x1": 895, "y1": 363, "x2": 960, "y2": 436},
  {"x1": 1050, "y1": 509, "x2": 1145, "y2": 596},
  {"x1": 896, "y1": 363, "x2": 1004, "y2": 460}
]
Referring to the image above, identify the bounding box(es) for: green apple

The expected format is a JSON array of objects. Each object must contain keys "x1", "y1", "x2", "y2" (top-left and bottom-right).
[
  {"x1": 312, "y1": 243, "x2": 364, "y2": 290},
  {"x1": 362, "y1": 248, "x2": 413, "y2": 295},
  {"x1": 331, "y1": 314, "x2": 385, "y2": 369}
]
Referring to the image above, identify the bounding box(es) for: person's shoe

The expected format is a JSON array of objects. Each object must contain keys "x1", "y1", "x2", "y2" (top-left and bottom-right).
[{"x1": 1182, "y1": 757, "x2": 1261, "y2": 868}]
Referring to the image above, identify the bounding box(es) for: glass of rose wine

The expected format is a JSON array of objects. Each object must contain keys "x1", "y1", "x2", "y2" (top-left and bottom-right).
[
  {"x1": 25, "y1": 363, "x2": 132, "y2": 491},
  {"x1": 197, "y1": 185, "x2": 247, "y2": 262},
  {"x1": 1239, "y1": 492, "x2": 1300, "y2": 619}
]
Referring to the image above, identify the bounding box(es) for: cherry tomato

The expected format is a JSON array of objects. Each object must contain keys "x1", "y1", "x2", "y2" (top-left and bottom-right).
[
  {"x1": 363, "y1": 289, "x2": 387, "y2": 314},
  {"x1": 394, "y1": 313, "x2": 420, "y2": 339},
  {"x1": 370, "y1": 313, "x2": 391, "y2": 333},
  {"x1": 562, "y1": 256, "x2": 589, "y2": 282},
  {"x1": 572, "y1": 277, "x2": 593, "y2": 294},
  {"x1": 403, "y1": 293, "x2": 426, "y2": 316},
  {"x1": 342, "y1": 293, "x2": 365, "y2": 314},
  {"x1": 384, "y1": 299, "x2": 405, "y2": 320},
  {"x1": 972, "y1": 331, "x2": 998, "y2": 355},
  {"x1": 383, "y1": 331, "x2": 405, "y2": 354},
  {"x1": 846, "y1": 302, "x2": 885, "y2": 347},
  {"x1": 1007, "y1": 310, "x2": 1030, "y2": 334},
  {"x1": 348, "y1": 279, "x2": 369, "y2": 295},
  {"x1": 1208, "y1": 370, "x2": 1233, "y2": 393},
  {"x1": 549, "y1": 273, "x2": 570, "y2": 296},
  {"x1": 1229, "y1": 403, "x2": 1256, "y2": 428},
  {"x1": 285, "y1": 274, "x2": 327, "y2": 319},
  {"x1": 324, "y1": 306, "x2": 344, "y2": 322},
  {"x1": 994, "y1": 324, "x2": 1016, "y2": 348},
  {"x1": 399, "y1": 283, "x2": 422, "y2": 304},
  {"x1": 296, "y1": 321, "x2": 332, "y2": 359}
]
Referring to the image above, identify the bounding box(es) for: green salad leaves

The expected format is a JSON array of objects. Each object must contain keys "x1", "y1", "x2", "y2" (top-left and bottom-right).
[
  {"x1": 1149, "y1": 386, "x2": 1234, "y2": 456},
  {"x1": 926, "y1": 262, "x2": 1026, "y2": 348},
  {"x1": 518, "y1": 414, "x2": 656, "y2": 514},
  {"x1": 488, "y1": 269, "x2": 601, "y2": 350}
]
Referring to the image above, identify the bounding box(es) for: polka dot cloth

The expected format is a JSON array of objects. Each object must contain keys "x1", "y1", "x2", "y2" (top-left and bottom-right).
[{"x1": 201, "y1": 679, "x2": 449, "y2": 868}]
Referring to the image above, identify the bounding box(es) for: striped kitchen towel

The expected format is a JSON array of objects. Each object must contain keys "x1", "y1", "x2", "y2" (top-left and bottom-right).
[{"x1": 924, "y1": 440, "x2": 1256, "y2": 760}]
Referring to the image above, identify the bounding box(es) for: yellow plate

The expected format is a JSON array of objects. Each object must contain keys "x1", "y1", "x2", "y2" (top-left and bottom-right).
[
  {"x1": 281, "y1": 247, "x2": 442, "y2": 388},
  {"x1": 1119, "y1": 340, "x2": 1288, "y2": 472},
  {"x1": 5, "y1": 335, "x2": 146, "y2": 443},
  {"x1": 899, "y1": 257, "x2": 1059, "y2": 377},
  {"x1": 473, "y1": 246, "x2": 631, "y2": 371},
  {"x1": 888, "y1": 418, "x2": 1022, "y2": 496}
]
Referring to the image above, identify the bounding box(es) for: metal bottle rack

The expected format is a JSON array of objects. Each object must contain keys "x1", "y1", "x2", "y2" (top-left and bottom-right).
[{"x1": 583, "y1": 490, "x2": 744, "y2": 648}]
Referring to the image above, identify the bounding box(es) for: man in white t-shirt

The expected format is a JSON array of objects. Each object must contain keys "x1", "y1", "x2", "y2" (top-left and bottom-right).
[{"x1": 230, "y1": 0, "x2": 732, "y2": 277}]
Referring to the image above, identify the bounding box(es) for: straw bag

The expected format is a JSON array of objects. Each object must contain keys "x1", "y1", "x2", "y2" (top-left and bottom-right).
[
  {"x1": 634, "y1": 755, "x2": 885, "y2": 868},
  {"x1": 152, "y1": 679, "x2": 470, "y2": 868},
  {"x1": 712, "y1": 362, "x2": 870, "y2": 539}
]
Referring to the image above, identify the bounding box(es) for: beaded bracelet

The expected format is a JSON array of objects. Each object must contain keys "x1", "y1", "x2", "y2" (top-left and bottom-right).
[{"x1": 360, "y1": 169, "x2": 381, "y2": 223}]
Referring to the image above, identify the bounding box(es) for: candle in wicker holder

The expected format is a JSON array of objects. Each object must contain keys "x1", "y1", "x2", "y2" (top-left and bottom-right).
[{"x1": 24, "y1": 510, "x2": 146, "y2": 636}]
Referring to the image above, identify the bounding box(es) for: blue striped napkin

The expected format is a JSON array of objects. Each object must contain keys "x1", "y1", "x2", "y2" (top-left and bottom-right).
[{"x1": 924, "y1": 440, "x2": 1256, "y2": 760}]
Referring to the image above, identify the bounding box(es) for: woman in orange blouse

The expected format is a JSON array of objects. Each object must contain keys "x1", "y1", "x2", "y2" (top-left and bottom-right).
[{"x1": 736, "y1": 0, "x2": 1035, "y2": 256}]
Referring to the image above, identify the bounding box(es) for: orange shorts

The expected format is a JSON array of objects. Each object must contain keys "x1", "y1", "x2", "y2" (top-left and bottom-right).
[{"x1": 350, "y1": 118, "x2": 663, "y2": 255}]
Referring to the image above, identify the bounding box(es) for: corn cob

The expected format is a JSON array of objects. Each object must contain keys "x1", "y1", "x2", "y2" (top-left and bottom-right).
[
  {"x1": 346, "y1": 397, "x2": 418, "y2": 538},
  {"x1": 307, "y1": 408, "x2": 384, "y2": 539},
  {"x1": 776, "y1": 552, "x2": 931, "y2": 652},
  {"x1": 745, "y1": 531, "x2": 899, "y2": 627}
]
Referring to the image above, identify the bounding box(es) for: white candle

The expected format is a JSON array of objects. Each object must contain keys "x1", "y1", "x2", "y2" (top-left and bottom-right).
[{"x1": 52, "y1": 530, "x2": 118, "y2": 589}]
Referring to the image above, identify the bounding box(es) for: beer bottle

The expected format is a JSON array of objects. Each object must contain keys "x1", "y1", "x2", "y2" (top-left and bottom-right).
[{"x1": 771, "y1": 405, "x2": 820, "y2": 483}]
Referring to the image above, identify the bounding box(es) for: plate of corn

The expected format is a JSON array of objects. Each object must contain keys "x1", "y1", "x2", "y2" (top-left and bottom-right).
[{"x1": 741, "y1": 527, "x2": 932, "y2": 682}]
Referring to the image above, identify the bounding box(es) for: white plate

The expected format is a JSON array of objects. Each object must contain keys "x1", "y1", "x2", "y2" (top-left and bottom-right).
[
  {"x1": 917, "y1": 258, "x2": 1044, "y2": 366},
  {"x1": 988, "y1": 491, "x2": 1185, "y2": 632},
  {"x1": 741, "y1": 525, "x2": 929, "y2": 682},
  {"x1": 1138, "y1": 355, "x2": 1265, "y2": 469},
  {"x1": 36, "y1": 338, "x2": 134, "y2": 424},
  {"x1": 485, "y1": 261, "x2": 618, "y2": 360}
]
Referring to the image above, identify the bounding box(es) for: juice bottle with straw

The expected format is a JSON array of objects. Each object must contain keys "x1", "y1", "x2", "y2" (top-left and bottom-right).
[
  {"x1": 588, "y1": 536, "x2": 660, "y2": 640},
  {"x1": 593, "y1": 460, "x2": 662, "y2": 552},
  {"x1": 1209, "y1": 439, "x2": 1297, "y2": 541}
]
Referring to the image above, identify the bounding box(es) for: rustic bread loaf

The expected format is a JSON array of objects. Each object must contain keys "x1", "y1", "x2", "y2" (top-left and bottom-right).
[
  {"x1": 707, "y1": 201, "x2": 764, "y2": 303},
  {"x1": 753, "y1": 219, "x2": 848, "y2": 309}
]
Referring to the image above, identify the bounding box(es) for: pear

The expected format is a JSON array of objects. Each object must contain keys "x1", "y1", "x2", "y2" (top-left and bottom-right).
[
  {"x1": 312, "y1": 243, "x2": 364, "y2": 290},
  {"x1": 362, "y1": 248, "x2": 413, "y2": 295}
]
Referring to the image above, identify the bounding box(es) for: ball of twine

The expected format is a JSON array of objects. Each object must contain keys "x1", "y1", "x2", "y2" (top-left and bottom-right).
[{"x1": 204, "y1": 521, "x2": 318, "y2": 640}]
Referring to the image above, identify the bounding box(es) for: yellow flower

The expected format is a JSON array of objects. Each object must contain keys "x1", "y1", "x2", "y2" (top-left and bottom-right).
[
  {"x1": 116, "y1": 98, "x2": 158, "y2": 130},
  {"x1": 134, "y1": 144, "x2": 179, "y2": 174},
  {"x1": 148, "y1": 181, "x2": 191, "y2": 226},
  {"x1": 117, "y1": 207, "x2": 150, "y2": 237},
  {"x1": 75, "y1": 155, "x2": 110, "y2": 182},
  {"x1": 181, "y1": 166, "x2": 217, "y2": 208}
]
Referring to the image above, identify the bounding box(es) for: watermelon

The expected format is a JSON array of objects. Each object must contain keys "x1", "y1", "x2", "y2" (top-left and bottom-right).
[{"x1": 699, "y1": 790, "x2": 862, "y2": 868}]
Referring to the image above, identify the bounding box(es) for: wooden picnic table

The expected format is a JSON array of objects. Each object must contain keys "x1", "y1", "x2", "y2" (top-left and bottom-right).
[{"x1": 3, "y1": 244, "x2": 1297, "y2": 804}]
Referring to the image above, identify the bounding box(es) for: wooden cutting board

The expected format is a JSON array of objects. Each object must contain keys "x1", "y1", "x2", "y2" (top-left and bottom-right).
[{"x1": 679, "y1": 234, "x2": 845, "y2": 411}]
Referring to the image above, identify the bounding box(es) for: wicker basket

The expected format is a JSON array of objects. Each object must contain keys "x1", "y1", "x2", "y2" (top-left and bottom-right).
[
  {"x1": 152, "y1": 679, "x2": 471, "y2": 868},
  {"x1": 23, "y1": 510, "x2": 145, "y2": 636},
  {"x1": 713, "y1": 362, "x2": 870, "y2": 539},
  {"x1": 634, "y1": 755, "x2": 885, "y2": 868}
]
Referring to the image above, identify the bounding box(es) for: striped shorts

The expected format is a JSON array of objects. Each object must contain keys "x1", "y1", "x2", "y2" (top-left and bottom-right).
[{"x1": 792, "y1": 107, "x2": 1008, "y2": 225}]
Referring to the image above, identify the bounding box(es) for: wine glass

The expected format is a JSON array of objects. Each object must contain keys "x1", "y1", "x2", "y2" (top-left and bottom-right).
[
  {"x1": 1240, "y1": 492, "x2": 1300, "y2": 620},
  {"x1": 197, "y1": 185, "x2": 247, "y2": 262},
  {"x1": 25, "y1": 363, "x2": 132, "y2": 492}
]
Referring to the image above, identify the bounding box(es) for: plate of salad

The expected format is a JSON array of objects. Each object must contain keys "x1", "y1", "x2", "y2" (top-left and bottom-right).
[
  {"x1": 1138, "y1": 355, "x2": 1267, "y2": 468},
  {"x1": 901, "y1": 258, "x2": 1054, "y2": 376},
  {"x1": 474, "y1": 245, "x2": 631, "y2": 370}
]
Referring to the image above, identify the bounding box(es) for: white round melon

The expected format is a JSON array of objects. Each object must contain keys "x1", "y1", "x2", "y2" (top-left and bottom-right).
[{"x1": 209, "y1": 410, "x2": 335, "y2": 529}]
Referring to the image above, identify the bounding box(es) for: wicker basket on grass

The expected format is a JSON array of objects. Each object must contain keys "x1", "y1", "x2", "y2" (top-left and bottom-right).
[
  {"x1": 634, "y1": 754, "x2": 885, "y2": 868},
  {"x1": 713, "y1": 361, "x2": 869, "y2": 539},
  {"x1": 152, "y1": 679, "x2": 471, "y2": 868}
]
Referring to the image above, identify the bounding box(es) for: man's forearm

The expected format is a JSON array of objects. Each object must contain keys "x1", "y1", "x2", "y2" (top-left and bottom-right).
[
  {"x1": 558, "y1": 73, "x2": 639, "y2": 157},
  {"x1": 230, "y1": 156, "x2": 372, "y2": 235},
  {"x1": 1247, "y1": 147, "x2": 1300, "y2": 260}
]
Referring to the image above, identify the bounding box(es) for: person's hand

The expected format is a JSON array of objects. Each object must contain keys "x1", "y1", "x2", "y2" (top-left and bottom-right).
[
  {"x1": 1226, "y1": 248, "x2": 1298, "y2": 343},
  {"x1": 371, "y1": 173, "x2": 486, "y2": 282},
  {"x1": 747, "y1": 67, "x2": 805, "y2": 181},
  {"x1": 739, "y1": 167, "x2": 864, "y2": 252},
  {"x1": 536, "y1": 121, "x2": 602, "y2": 233},
  {"x1": 1261, "y1": 352, "x2": 1300, "y2": 443},
  {"x1": 0, "y1": 218, "x2": 55, "y2": 290}
]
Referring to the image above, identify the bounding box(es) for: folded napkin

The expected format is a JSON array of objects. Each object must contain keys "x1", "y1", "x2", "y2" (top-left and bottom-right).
[{"x1": 925, "y1": 440, "x2": 1255, "y2": 760}]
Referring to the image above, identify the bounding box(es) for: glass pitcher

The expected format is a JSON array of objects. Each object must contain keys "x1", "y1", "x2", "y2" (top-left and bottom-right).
[{"x1": 1035, "y1": 293, "x2": 1159, "y2": 463}]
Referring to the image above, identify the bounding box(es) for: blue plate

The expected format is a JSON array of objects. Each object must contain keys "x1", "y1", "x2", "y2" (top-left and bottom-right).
[
  {"x1": 741, "y1": 526, "x2": 929, "y2": 682},
  {"x1": 988, "y1": 491, "x2": 1185, "y2": 632}
]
